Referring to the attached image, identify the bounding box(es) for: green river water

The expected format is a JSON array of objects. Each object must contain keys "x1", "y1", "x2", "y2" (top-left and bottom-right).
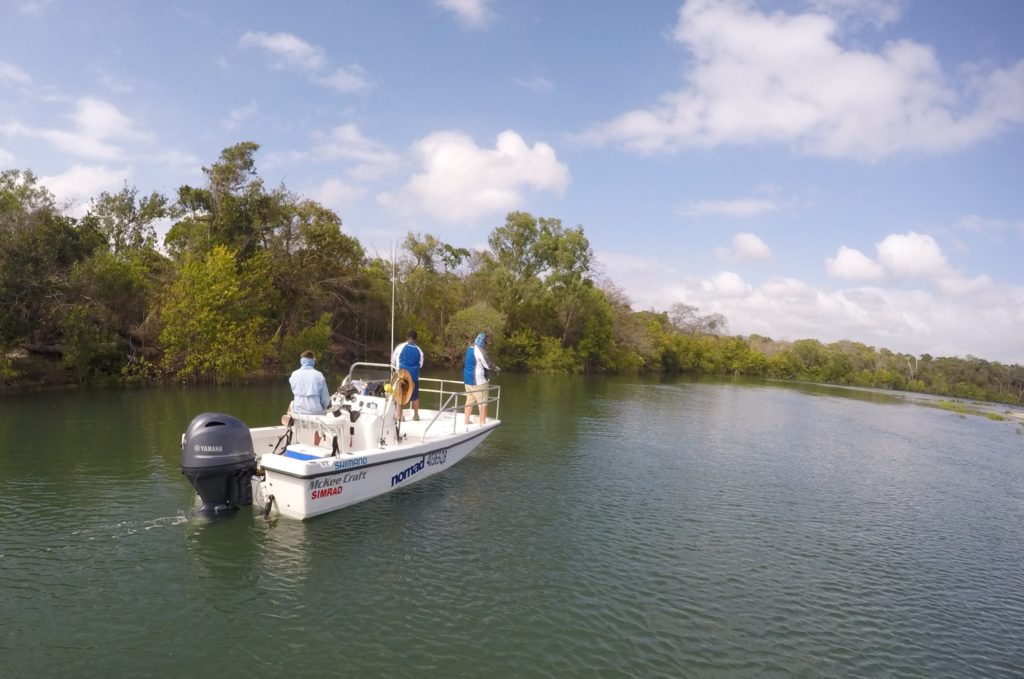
[{"x1": 1, "y1": 374, "x2": 1022, "y2": 677}]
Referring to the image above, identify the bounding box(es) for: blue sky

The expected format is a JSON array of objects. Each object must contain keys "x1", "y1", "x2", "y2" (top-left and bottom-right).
[{"x1": 2, "y1": 0, "x2": 1022, "y2": 363}]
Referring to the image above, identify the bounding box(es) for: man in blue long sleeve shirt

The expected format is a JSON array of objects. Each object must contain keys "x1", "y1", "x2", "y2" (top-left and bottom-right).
[
  {"x1": 289, "y1": 350, "x2": 331, "y2": 415},
  {"x1": 391, "y1": 330, "x2": 424, "y2": 421}
]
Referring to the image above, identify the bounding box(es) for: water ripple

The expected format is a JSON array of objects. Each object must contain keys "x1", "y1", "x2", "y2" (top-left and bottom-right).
[{"x1": 2, "y1": 379, "x2": 1023, "y2": 676}]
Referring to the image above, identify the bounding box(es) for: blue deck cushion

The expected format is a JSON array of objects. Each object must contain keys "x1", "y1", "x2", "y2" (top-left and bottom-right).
[{"x1": 283, "y1": 448, "x2": 320, "y2": 461}]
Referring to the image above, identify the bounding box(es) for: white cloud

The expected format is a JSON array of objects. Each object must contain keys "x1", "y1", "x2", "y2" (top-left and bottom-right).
[
  {"x1": 0, "y1": 61, "x2": 32, "y2": 86},
  {"x1": 271, "y1": 124, "x2": 401, "y2": 181},
  {"x1": 579, "y1": 0, "x2": 1024, "y2": 160},
  {"x1": 239, "y1": 31, "x2": 371, "y2": 93},
  {"x1": 0, "y1": 146, "x2": 14, "y2": 166},
  {"x1": 716, "y1": 232, "x2": 772, "y2": 262},
  {"x1": 826, "y1": 245, "x2": 885, "y2": 281},
  {"x1": 239, "y1": 31, "x2": 326, "y2": 71},
  {"x1": 1, "y1": 98, "x2": 150, "y2": 161},
  {"x1": 378, "y1": 130, "x2": 569, "y2": 223},
  {"x1": 313, "y1": 65, "x2": 371, "y2": 93},
  {"x1": 935, "y1": 274, "x2": 992, "y2": 296},
  {"x1": 436, "y1": 0, "x2": 494, "y2": 28},
  {"x1": 827, "y1": 231, "x2": 993, "y2": 296},
  {"x1": 657, "y1": 269, "x2": 1023, "y2": 363},
  {"x1": 40, "y1": 164, "x2": 132, "y2": 217},
  {"x1": 514, "y1": 77, "x2": 555, "y2": 93},
  {"x1": 679, "y1": 197, "x2": 779, "y2": 218},
  {"x1": 597, "y1": 225, "x2": 1022, "y2": 360},
  {"x1": 702, "y1": 270, "x2": 751, "y2": 297},
  {"x1": 74, "y1": 99, "x2": 148, "y2": 143},
  {"x1": 307, "y1": 178, "x2": 367, "y2": 211},
  {"x1": 875, "y1": 231, "x2": 948, "y2": 277},
  {"x1": 222, "y1": 101, "x2": 259, "y2": 131},
  {"x1": 311, "y1": 124, "x2": 401, "y2": 181}
]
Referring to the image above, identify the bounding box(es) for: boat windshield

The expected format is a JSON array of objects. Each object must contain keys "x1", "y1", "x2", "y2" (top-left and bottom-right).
[{"x1": 342, "y1": 362, "x2": 393, "y2": 387}]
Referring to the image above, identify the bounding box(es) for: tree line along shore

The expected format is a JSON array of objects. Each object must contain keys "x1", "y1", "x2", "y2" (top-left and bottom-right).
[{"x1": 2, "y1": 142, "x2": 1022, "y2": 406}]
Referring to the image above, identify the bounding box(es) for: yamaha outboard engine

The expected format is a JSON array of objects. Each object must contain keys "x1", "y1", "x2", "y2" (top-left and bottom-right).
[{"x1": 181, "y1": 412, "x2": 257, "y2": 514}]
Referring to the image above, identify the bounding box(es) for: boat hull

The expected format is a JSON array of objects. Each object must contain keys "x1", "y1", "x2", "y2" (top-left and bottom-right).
[{"x1": 254, "y1": 425, "x2": 496, "y2": 520}]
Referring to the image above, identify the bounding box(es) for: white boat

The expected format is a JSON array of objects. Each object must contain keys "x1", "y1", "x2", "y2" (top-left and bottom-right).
[{"x1": 180, "y1": 362, "x2": 500, "y2": 520}]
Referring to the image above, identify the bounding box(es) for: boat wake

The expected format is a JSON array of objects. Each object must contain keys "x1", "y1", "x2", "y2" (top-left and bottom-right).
[{"x1": 67, "y1": 513, "x2": 194, "y2": 541}]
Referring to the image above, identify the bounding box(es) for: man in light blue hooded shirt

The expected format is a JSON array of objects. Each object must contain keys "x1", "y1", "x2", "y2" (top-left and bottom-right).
[{"x1": 289, "y1": 350, "x2": 331, "y2": 415}]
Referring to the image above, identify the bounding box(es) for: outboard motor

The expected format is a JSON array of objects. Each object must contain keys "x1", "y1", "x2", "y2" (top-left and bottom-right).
[{"x1": 181, "y1": 412, "x2": 257, "y2": 514}]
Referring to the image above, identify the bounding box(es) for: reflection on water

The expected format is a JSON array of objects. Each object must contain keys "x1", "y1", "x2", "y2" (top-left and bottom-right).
[
  {"x1": 760, "y1": 377, "x2": 908, "y2": 405},
  {"x1": 1, "y1": 376, "x2": 1023, "y2": 676}
]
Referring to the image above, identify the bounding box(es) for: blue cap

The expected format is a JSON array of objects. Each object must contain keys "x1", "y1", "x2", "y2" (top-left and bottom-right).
[{"x1": 474, "y1": 333, "x2": 487, "y2": 347}]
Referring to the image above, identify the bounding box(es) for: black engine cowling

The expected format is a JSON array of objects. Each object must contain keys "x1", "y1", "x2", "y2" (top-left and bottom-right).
[{"x1": 181, "y1": 412, "x2": 257, "y2": 514}]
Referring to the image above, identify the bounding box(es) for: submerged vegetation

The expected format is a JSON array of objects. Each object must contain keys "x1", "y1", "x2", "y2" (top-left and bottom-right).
[
  {"x1": 2, "y1": 143, "x2": 1023, "y2": 405},
  {"x1": 933, "y1": 400, "x2": 1008, "y2": 421}
]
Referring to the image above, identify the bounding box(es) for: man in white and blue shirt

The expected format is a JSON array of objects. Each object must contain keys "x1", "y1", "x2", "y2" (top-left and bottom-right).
[
  {"x1": 391, "y1": 329, "x2": 424, "y2": 421},
  {"x1": 463, "y1": 332, "x2": 492, "y2": 425}
]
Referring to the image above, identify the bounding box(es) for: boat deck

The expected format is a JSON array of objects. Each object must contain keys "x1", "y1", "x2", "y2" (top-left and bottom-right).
[
  {"x1": 251, "y1": 367, "x2": 502, "y2": 463},
  {"x1": 274, "y1": 408, "x2": 500, "y2": 460},
  {"x1": 395, "y1": 408, "x2": 499, "y2": 441}
]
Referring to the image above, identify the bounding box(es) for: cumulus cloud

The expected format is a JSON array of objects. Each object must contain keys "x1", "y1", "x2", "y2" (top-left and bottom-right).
[
  {"x1": 313, "y1": 124, "x2": 401, "y2": 181},
  {"x1": 307, "y1": 178, "x2": 368, "y2": 211},
  {"x1": 702, "y1": 270, "x2": 751, "y2": 297},
  {"x1": 1, "y1": 97, "x2": 150, "y2": 161},
  {"x1": 679, "y1": 197, "x2": 779, "y2": 218},
  {"x1": 579, "y1": 0, "x2": 1024, "y2": 160},
  {"x1": 239, "y1": 31, "x2": 326, "y2": 71},
  {"x1": 826, "y1": 245, "x2": 885, "y2": 281},
  {"x1": 239, "y1": 31, "x2": 370, "y2": 93},
  {"x1": 436, "y1": 0, "x2": 494, "y2": 28},
  {"x1": 716, "y1": 232, "x2": 772, "y2": 262},
  {"x1": 40, "y1": 164, "x2": 132, "y2": 217},
  {"x1": 651, "y1": 268, "x2": 1023, "y2": 363},
  {"x1": 935, "y1": 274, "x2": 992, "y2": 296},
  {"x1": 826, "y1": 231, "x2": 988, "y2": 294},
  {"x1": 875, "y1": 231, "x2": 948, "y2": 277},
  {"x1": 826, "y1": 232, "x2": 947, "y2": 280},
  {"x1": 378, "y1": 130, "x2": 569, "y2": 223},
  {"x1": 270, "y1": 124, "x2": 402, "y2": 182},
  {"x1": 0, "y1": 61, "x2": 32, "y2": 86}
]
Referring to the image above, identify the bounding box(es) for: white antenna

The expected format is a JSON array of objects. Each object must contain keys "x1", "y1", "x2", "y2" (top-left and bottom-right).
[{"x1": 389, "y1": 239, "x2": 396, "y2": 359}]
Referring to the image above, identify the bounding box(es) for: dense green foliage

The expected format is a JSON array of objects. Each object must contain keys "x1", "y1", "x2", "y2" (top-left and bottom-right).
[{"x1": 2, "y1": 148, "x2": 1022, "y2": 405}]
